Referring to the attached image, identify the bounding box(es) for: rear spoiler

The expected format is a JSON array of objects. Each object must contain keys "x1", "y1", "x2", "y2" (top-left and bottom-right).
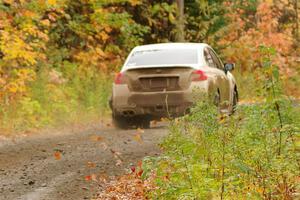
[{"x1": 122, "y1": 64, "x2": 199, "y2": 72}]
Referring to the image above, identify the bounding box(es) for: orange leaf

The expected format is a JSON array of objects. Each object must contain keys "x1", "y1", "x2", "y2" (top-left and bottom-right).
[
  {"x1": 90, "y1": 135, "x2": 104, "y2": 142},
  {"x1": 85, "y1": 175, "x2": 92, "y2": 181},
  {"x1": 86, "y1": 162, "x2": 96, "y2": 168},
  {"x1": 137, "y1": 169, "x2": 143, "y2": 177},
  {"x1": 54, "y1": 151, "x2": 61, "y2": 160}
]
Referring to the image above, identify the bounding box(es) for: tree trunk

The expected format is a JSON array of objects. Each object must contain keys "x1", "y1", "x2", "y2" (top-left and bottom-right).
[
  {"x1": 176, "y1": 0, "x2": 185, "y2": 42},
  {"x1": 295, "y1": 0, "x2": 299, "y2": 42}
]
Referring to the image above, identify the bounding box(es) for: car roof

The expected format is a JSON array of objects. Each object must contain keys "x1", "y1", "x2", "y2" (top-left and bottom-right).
[{"x1": 132, "y1": 43, "x2": 209, "y2": 51}]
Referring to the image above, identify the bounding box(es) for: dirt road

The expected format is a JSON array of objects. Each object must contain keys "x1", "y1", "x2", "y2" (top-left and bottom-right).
[{"x1": 0, "y1": 122, "x2": 168, "y2": 200}]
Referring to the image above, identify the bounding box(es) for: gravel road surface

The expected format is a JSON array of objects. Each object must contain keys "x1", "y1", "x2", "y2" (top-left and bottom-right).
[{"x1": 0, "y1": 122, "x2": 168, "y2": 200}]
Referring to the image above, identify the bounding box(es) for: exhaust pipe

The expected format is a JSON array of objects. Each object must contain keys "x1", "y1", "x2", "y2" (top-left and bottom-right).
[{"x1": 122, "y1": 110, "x2": 135, "y2": 117}]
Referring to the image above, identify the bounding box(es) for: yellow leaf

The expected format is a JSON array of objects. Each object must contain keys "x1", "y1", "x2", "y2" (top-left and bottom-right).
[
  {"x1": 47, "y1": 0, "x2": 57, "y2": 6},
  {"x1": 136, "y1": 127, "x2": 144, "y2": 134},
  {"x1": 265, "y1": 0, "x2": 273, "y2": 4},
  {"x1": 129, "y1": 0, "x2": 141, "y2": 6},
  {"x1": 7, "y1": 83, "x2": 18, "y2": 93},
  {"x1": 104, "y1": 26, "x2": 112, "y2": 33},
  {"x1": 3, "y1": 0, "x2": 13, "y2": 5},
  {"x1": 99, "y1": 31, "x2": 109, "y2": 42},
  {"x1": 169, "y1": 13, "x2": 175, "y2": 23},
  {"x1": 21, "y1": 10, "x2": 37, "y2": 18},
  {"x1": 41, "y1": 19, "x2": 51, "y2": 27},
  {"x1": 134, "y1": 133, "x2": 143, "y2": 144},
  {"x1": 95, "y1": 48, "x2": 106, "y2": 57}
]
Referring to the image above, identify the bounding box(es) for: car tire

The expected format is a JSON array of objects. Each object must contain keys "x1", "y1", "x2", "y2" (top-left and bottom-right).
[
  {"x1": 112, "y1": 114, "x2": 130, "y2": 129},
  {"x1": 213, "y1": 90, "x2": 221, "y2": 107},
  {"x1": 131, "y1": 116, "x2": 150, "y2": 129},
  {"x1": 112, "y1": 114, "x2": 151, "y2": 129},
  {"x1": 232, "y1": 88, "x2": 238, "y2": 113},
  {"x1": 139, "y1": 117, "x2": 151, "y2": 129}
]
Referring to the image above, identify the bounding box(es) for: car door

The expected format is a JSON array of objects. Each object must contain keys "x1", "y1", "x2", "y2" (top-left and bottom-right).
[{"x1": 204, "y1": 47, "x2": 231, "y2": 107}]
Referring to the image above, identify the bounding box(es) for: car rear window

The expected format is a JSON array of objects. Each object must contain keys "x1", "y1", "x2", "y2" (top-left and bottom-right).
[{"x1": 125, "y1": 49, "x2": 198, "y2": 67}]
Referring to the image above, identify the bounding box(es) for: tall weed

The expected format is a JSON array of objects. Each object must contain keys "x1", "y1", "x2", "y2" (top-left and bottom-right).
[{"x1": 144, "y1": 46, "x2": 300, "y2": 199}]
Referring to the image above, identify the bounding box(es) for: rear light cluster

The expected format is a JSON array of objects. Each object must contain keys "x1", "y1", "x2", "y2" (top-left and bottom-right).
[
  {"x1": 191, "y1": 70, "x2": 208, "y2": 81},
  {"x1": 115, "y1": 69, "x2": 207, "y2": 84},
  {"x1": 114, "y1": 72, "x2": 125, "y2": 84}
]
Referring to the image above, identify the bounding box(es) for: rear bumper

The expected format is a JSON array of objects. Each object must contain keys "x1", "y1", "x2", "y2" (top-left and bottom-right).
[{"x1": 111, "y1": 82, "x2": 209, "y2": 118}]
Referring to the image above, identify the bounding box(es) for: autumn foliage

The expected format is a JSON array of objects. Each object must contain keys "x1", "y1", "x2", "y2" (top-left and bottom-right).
[
  {"x1": 218, "y1": 1, "x2": 296, "y2": 72},
  {"x1": 0, "y1": 0, "x2": 299, "y2": 133}
]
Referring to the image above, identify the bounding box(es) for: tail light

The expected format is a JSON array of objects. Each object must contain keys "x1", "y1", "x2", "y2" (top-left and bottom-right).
[
  {"x1": 191, "y1": 70, "x2": 208, "y2": 81},
  {"x1": 114, "y1": 72, "x2": 124, "y2": 84}
]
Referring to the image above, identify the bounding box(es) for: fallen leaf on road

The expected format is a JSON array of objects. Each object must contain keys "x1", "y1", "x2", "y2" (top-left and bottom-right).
[
  {"x1": 100, "y1": 142, "x2": 108, "y2": 150},
  {"x1": 90, "y1": 135, "x2": 104, "y2": 142},
  {"x1": 98, "y1": 173, "x2": 109, "y2": 183},
  {"x1": 85, "y1": 175, "x2": 92, "y2": 181},
  {"x1": 82, "y1": 187, "x2": 88, "y2": 190},
  {"x1": 54, "y1": 151, "x2": 61, "y2": 160},
  {"x1": 133, "y1": 133, "x2": 143, "y2": 144},
  {"x1": 151, "y1": 120, "x2": 157, "y2": 126},
  {"x1": 91, "y1": 174, "x2": 98, "y2": 182},
  {"x1": 130, "y1": 166, "x2": 136, "y2": 173},
  {"x1": 87, "y1": 161, "x2": 96, "y2": 168},
  {"x1": 85, "y1": 174, "x2": 98, "y2": 182},
  {"x1": 116, "y1": 159, "x2": 122, "y2": 166},
  {"x1": 96, "y1": 170, "x2": 157, "y2": 199},
  {"x1": 136, "y1": 128, "x2": 144, "y2": 134},
  {"x1": 110, "y1": 149, "x2": 121, "y2": 156}
]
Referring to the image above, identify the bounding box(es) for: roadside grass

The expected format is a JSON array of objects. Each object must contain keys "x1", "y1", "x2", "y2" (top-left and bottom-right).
[
  {"x1": 0, "y1": 67, "x2": 112, "y2": 135},
  {"x1": 140, "y1": 47, "x2": 300, "y2": 199},
  {"x1": 233, "y1": 69, "x2": 300, "y2": 102},
  {"x1": 142, "y1": 99, "x2": 300, "y2": 199}
]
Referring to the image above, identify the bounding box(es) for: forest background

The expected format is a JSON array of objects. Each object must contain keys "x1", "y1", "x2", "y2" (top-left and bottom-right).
[{"x1": 0, "y1": 0, "x2": 299, "y2": 134}]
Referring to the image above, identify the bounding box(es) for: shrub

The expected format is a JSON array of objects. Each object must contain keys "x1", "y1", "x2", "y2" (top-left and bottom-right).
[{"x1": 143, "y1": 46, "x2": 300, "y2": 199}]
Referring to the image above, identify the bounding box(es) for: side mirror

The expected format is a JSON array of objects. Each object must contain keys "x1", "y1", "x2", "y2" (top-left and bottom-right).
[{"x1": 224, "y1": 63, "x2": 235, "y2": 74}]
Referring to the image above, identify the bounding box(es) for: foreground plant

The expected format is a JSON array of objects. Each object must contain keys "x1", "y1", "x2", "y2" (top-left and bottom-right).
[{"x1": 142, "y1": 46, "x2": 300, "y2": 200}]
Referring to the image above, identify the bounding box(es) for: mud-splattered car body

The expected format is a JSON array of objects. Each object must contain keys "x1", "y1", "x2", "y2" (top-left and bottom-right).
[{"x1": 110, "y1": 43, "x2": 238, "y2": 128}]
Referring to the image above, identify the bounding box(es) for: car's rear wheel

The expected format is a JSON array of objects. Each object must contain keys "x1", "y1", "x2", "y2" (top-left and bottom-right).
[
  {"x1": 232, "y1": 88, "x2": 238, "y2": 113},
  {"x1": 112, "y1": 114, "x2": 130, "y2": 129},
  {"x1": 135, "y1": 116, "x2": 151, "y2": 129},
  {"x1": 213, "y1": 90, "x2": 221, "y2": 107},
  {"x1": 112, "y1": 114, "x2": 151, "y2": 129}
]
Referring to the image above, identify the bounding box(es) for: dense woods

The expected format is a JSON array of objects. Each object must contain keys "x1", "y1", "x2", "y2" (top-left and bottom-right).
[{"x1": 0, "y1": 0, "x2": 299, "y2": 132}]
